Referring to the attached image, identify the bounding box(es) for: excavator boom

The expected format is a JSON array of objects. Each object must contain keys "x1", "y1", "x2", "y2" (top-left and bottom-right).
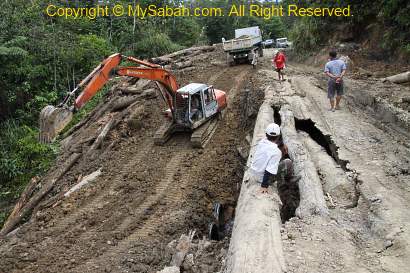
[{"x1": 39, "y1": 53, "x2": 180, "y2": 143}]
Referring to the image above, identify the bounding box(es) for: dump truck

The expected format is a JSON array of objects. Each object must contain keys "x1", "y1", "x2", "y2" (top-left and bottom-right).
[{"x1": 222, "y1": 26, "x2": 263, "y2": 67}]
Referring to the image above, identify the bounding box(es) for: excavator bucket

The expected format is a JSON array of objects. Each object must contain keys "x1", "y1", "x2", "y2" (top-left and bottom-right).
[{"x1": 39, "y1": 105, "x2": 73, "y2": 143}]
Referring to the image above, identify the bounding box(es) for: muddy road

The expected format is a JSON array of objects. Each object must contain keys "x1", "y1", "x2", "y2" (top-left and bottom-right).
[{"x1": 1, "y1": 46, "x2": 410, "y2": 273}]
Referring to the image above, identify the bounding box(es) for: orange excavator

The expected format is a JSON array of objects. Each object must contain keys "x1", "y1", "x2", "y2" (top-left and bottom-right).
[{"x1": 39, "y1": 53, "x2": 227, "y2": 147}]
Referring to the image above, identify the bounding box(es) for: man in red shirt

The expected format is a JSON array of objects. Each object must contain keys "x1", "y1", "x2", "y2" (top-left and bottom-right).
[{"x1": 273, "y1": 50, "x2": 286, "y2": 81}]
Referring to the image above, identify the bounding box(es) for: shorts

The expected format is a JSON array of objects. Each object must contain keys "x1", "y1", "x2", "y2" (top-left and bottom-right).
[
  {"x1": 328, "y1": 80, "x2": 344, "y2": 98},
  {"x1": 276, "y1": 67, "x2": 283, "y2": 73}
]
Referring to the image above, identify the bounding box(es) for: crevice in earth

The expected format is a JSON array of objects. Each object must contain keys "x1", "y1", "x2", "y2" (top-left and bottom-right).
[
  {"x1": 294, "y1": 117, "x2": 362, "y2": 208},
  {"x1": 294, "y1": 118, "x2": 348, "y2": 170},
  {"x1": 272, "y1": 106, "x2": 300, "y2": 223}
]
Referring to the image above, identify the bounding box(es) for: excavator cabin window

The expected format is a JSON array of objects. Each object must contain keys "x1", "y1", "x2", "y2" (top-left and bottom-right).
[
  {"x1": 203, "y1": 87, "x2": 216, "y2": 104},
  {"x1": 189, "y1": 93, "x2": 203, "y2": 121}
]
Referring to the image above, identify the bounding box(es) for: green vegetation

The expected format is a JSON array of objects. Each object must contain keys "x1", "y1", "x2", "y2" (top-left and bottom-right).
[{"x1": 283, "y1": 0, "x2": 410, "y2": 57}]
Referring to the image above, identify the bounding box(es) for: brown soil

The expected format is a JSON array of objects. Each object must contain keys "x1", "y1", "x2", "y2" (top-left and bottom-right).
[{"x1": 0, "y1": 47, "x2": 262, "y2": 273}]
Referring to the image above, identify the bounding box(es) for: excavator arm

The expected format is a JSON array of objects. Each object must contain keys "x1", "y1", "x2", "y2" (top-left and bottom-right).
[
  {"x1": 39, "y1": 53, "x2": 180, "y2": 143},
  {"x1": 73, "y1": 53, "x2": 179, "y2": 111}
]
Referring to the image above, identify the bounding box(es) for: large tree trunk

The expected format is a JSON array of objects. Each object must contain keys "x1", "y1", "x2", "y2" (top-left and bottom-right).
[
  {"x1": 383, "y1": 71, "x2": 410, "y2": 84},
  {"x1": 279, "y1": 105, "x2": 328, "y2": 218},
  {"x1": 225, "y1": 86, "x2": 286, "y2": 273}
]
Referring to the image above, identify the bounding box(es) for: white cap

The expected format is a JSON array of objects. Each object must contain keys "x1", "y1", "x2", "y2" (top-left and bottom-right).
[{"x1": 265, "y1": 123, "x2": 281, "y2": 136}]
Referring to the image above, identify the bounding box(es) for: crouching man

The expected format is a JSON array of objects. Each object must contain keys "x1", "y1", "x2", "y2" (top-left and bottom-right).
[{"x1": 249, "y1": 123, "x2": 299, "y2": 195}]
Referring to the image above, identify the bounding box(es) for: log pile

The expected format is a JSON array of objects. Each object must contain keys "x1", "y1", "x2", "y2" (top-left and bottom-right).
[{"x1": 150, "y1": 46, "x2": 215, "y2": 65}]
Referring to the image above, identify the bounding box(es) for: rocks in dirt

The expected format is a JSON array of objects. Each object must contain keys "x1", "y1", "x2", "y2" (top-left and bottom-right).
[
  {"x1": 159, "y1": 234, "x2": 228, "y2": 273},
  {"x1": 236, "y1": 146, "x2": 249, "y2": 160}
]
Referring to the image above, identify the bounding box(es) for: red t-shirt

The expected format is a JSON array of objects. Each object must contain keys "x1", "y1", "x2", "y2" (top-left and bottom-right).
[{"x1": 273, "y1": 53, "x2": 286, "y2": 69}]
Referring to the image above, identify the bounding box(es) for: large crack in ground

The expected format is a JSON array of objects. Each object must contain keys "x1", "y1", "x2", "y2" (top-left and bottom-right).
[{"x1": 294, "y1": 117, "x2": 362, "y2": 209}]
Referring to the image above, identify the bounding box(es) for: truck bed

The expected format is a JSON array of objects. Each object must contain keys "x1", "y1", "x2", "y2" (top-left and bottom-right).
[{"x1": 223, "y1": 35, "x2": 261, "y2": 52}]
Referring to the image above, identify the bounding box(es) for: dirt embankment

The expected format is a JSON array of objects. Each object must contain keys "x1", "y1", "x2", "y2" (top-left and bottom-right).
[{"x1": 0, "y1": 46, "x2": 263, "y2": 273}]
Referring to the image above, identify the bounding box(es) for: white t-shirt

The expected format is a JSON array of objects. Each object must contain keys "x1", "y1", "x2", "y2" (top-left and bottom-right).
[{"x1": 249, "y1": 138, "x2": 282, "y2": 182}]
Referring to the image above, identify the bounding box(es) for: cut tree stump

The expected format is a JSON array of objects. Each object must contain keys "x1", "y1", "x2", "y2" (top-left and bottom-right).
[
  {"x1": 0, "y1": 153, "x2": 81, "y2": 236},
  {"x1": 279, "y1": 105, "x2": 328, "y2": 218},
  {"x1": 225, "y1": 86, "x2": 286, "y2": 273}
]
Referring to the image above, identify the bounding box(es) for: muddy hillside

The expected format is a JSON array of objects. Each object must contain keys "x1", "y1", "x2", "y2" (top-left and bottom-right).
[{"x1": 0, "y1": 45, "x2": 263, "y2": 273}]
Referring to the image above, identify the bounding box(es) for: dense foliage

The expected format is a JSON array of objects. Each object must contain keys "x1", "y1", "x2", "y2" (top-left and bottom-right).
[{"x1": 283, "y1": 0, "x2": 410, "y2": 56}]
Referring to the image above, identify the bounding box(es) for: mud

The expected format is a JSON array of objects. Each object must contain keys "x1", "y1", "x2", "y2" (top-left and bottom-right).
[{"x1": 0, "y1": 45, "x2": 266, "y2": 273}]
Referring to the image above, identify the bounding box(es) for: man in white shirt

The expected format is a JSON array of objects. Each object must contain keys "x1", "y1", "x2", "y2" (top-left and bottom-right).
[{"x1": 250, "y1": 123, "x2": 298, "y2": 194}]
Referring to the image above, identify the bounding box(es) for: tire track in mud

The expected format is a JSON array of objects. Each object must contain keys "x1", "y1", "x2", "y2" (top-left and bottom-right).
[
  {"x1": 0, "y1": 61, "x2": 253, "y2": 273},
  {"x1": 74, "y1": 148, "x2": 190, "y2": 272},
  {"x1": 17, "y1": 141, "x2": 157, "y2": 272},
  {"x1": 73, "y1": 64, "x2": 253, "y2": 272},
  {"x1": 52, "y1": 141, "x2": 154, "y2": 230},
  {"x1": 75, "y1": 63, "x2": 249, "y2": 272}
]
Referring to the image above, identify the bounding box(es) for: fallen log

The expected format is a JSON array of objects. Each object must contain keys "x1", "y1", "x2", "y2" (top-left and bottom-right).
[
  {"x1": 88, "y1": 99, "x2": 144, "y2": 152},
  {"x1": 89, "y1": 115, "x2": 116, "y2": 151},
  {"x1": 64, "y1": 169, "x2": 102, "y2": 198},
  {"x1": 382, "y1": 71, "x2": 410, "y2": 84},
  {"x1": 225, "y1": 86, "x2": 286, "y2": 273},
  {"x1": 1, "y1": 176, "x2": 40, "y2": 234},
  {"x1": 299, "y1": 131, "x2": 356, "y2": 208},
  {"x1": 150, "y1": 46, "x2": 215, "y2": 64},
  {"x1": 279, "y1": 105, "x2": 328, "y2": 218},
  {"x1": 157, "y1": 267, "x2": 180, "y2": 273},
  {"x1": 173, "y1": 60, "x2": 193, "y2": 70},
  {"x1": 0, "y1": 153, "x2": 81, "y2": 236}
]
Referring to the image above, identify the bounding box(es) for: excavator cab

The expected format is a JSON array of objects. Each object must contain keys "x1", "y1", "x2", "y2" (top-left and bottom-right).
[
  {"x1": 174, "y1": 83, "x2": 219, "y2": 129},
  {"x1": 159, "y1": 83, "x2": 224, "y2": 148}
]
